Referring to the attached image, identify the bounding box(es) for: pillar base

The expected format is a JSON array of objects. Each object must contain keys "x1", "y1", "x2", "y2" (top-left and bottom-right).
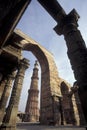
[
  {"x1": 0, "y1": 110, "x2": 5, "y2": 124},
  {"x1": 0, "y1": 124, "x2": 16, "y2": 130}
]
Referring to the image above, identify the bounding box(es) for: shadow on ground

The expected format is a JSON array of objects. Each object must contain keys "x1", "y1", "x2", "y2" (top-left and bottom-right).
[{"x1": 17, "y1": 123, "x2": 86, "y2": 130}]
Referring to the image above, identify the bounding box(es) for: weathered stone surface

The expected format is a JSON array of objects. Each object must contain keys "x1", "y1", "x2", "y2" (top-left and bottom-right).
[
  {"x1": 0, "y1": 0, "x2": 31, "y2": 47},
  {"x1": 0, "y1": 0, "x2": 87, "y2": 128},
  {"x1": 13, "y1": 30, "x2": 86, "y2": 126},
  {"x1": 0, "y1": 28, "x2": 86, "y2": 128},
  {"x1": 0, "y1": 79, "x2": 7, "y2": 100},
  {"x1": 14, "y1": 29, "x2": 62, "y2": 125},
  {"x1": 0, "y1": 73, "x2": 15, "y2": 124},
  {"x1": 37, "y1": 0, "x2": 87, "y2": 123},
  {"x1": 54, "y1": 8, "x2": 87, "y2": 122},
  {"x1": 0, "y1": 58, "x2": 29, "y2": 130}
]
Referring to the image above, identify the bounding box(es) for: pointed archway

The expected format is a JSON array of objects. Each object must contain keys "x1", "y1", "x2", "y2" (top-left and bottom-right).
[{"x1": 14, "y1": 29, "x2": 61, "y2": 124}]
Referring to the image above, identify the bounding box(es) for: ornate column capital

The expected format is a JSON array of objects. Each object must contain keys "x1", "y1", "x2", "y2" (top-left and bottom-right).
[
  {"x1": 19, "y1": 58, "x2": 30, "y2": 70},
  {"x1": 54, "y1": 9, "x2": 80, "y2": 35},
  {"x1": 6, "y1": 71, "x2": 16, "y2": 81}
]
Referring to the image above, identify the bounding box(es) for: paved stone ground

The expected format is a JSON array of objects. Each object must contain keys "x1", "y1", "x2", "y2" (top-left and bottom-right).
[{"x1": 17, "y1": 123, "x2": 86, "y2": 130}]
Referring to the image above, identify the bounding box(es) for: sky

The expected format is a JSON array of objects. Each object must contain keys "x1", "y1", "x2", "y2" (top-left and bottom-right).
[{"x1": 16, "y1": 0, "x2": 87, "y2": 112}]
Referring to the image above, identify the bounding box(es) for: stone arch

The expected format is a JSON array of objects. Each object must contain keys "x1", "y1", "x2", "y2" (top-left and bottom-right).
[{"x1": 14, "y1": 29, "x2": 61, "y2": 124}]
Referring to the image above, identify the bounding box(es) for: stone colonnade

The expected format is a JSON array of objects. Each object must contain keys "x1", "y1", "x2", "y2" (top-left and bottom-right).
[
  {"x1": 0, "y1": 0, "x2": 87, "y2": 125},
  {"x1": 14, "y1": 30, "x2": 87, "y2": 126},
  {"x1": 0, "y1": 73, "x2": 15, "y2": 124},
  {"x1": 0, "y1": 58, "x2": 29, "y2": 130}
]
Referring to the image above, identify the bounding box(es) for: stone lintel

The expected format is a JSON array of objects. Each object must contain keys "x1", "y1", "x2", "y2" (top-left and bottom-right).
[
  {"x1": 37, "y1": 0, "x2": 66, "y2": 22},
  {"x1": 0, "y1": 0, "x2": 31, "y2": 48}
]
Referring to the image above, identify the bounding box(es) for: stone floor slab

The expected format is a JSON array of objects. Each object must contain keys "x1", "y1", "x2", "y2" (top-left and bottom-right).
[{"x1": 17, "y1": 123, "x2": 86, "y2": 130}]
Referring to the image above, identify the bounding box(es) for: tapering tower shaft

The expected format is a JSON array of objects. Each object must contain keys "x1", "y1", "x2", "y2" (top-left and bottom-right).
[{"x1": 25, "y1": 61, "x2": 39, "y2": 122}]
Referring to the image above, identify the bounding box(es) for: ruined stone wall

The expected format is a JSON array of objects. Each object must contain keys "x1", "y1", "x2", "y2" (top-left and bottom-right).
[{"x1": 14, "y1": 29, "x2": 61, "y2": 125}]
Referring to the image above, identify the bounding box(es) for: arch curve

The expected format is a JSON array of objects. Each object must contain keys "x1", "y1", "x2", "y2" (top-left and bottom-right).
[
  {"x1": 14, "y1": 29, "x2": 61, "y2": 124},
  {"x1": 23, "y1": 43, "x2": 49, "y2": 73}
]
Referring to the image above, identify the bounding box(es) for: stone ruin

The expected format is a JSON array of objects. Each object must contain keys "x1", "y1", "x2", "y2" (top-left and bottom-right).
[{"x1": 0, "y1": 0, "x2": 87, "y2": 130}]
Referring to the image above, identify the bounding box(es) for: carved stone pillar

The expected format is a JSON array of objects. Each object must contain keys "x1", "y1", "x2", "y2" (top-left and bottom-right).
[
  {"x1": 0, "y1": 58, "x2": 29, "y2": 130},
  {"x1": 0, "y1": 79, "x2": 7, "y2": 100},
  {"x1": 54, "y1": 9, "x2": 87, "y2": 88},
  {"x1": 0, "y1": 73, "x2": 15, "y2": 125},
  {"x1": 69, "y1": 82, "x2": 86, "y2": 126},
  {"x1": 71, "y1": 83, "x2": 86, "y2": 125},
  {"x1": 52, "y1": 95, "x2": 61, "y2": 126},
  {"x1": 71, "y1": 94, "x2": 80, "y2": 125},
  {"x1": 54, "y1": 9, "x2": 87, "y2": 122}
]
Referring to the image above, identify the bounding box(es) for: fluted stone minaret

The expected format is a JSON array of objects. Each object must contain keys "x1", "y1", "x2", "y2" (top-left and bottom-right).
[{"x1": 25, "y1": 60, "x2": 39, "y2": 122}]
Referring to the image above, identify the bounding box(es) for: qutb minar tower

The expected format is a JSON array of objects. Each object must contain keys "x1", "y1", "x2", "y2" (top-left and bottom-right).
[{"x1": 25, "y1": 60, "x2": 39, "y2": 122}]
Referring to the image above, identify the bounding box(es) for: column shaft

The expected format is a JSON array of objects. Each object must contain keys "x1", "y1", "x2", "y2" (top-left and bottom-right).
[
  {"x1": 0, "y1": 75, "x2": 13, "y2": 124},
  {"x1": 54, "y1": 9, "x2": 87, "y2": 122},
  {"x1": 74, "y1": 91, "x2": 86, "y2": 125},
  {"x1": 72, "y1": 95, "x2": 80, "y2": 125},
  {"x1": 0, "y1": 58, "x2": 29, "y2": 130},
  {"x1": 54, "y1": 9, "x2": 87, "y2": 88},
  {"x1": 0, "y1": 79, "x2": 7, "y2": 100},
  {"x1": 52, "y1": 95, "x2": 61, "y2": 125}
]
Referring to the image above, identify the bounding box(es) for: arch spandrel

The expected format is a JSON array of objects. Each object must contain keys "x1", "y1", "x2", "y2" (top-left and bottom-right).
[{"x1": 14, "y1": 29, "x2": 61, "y2": 124}]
